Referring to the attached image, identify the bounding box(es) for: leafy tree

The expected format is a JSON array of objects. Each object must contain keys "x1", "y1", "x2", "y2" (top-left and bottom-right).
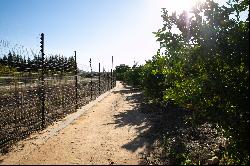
[
  {"x1": 141, "y1": 51, "x2": 169, "y2": 104},
  {"x1": 126, "y1": 0, "x2": 248, "y2": 164},
  {"x1": 0, "y1": 52, "x2": 77, "y2": 74},
  {"x1": 123, "y1": 63, "x2": 143, "y2": 87},
  {"x1": 114, "y1": 64, "x2": 131, "y2": 81},
  {"x1": 154, "y1": 0, "x2": 248, "y2": 164}
]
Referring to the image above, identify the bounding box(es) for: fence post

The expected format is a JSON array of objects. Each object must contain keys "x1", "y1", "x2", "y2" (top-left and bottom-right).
[
  {"x1": 74, "y1": 51, "x2": 78, "y2": 110},
  {"x1": 107, "y1": 72, "x2": 110, "y2": 91},
  {"x1": 111, "y1": 56, "x2": 114, "y2": 88},
  {"x1": 114, "y1": 71, "x2": 116, "y2": 87},
  {"x1": 111, "y1": 69, "x2": 113, "y2": 89},
  {"x1": 62, "y1": 56, "x2": 65, "y2": 110},
  {"x1": 14, "y1": 77, "x2": 18, "y2": 125},
  {"x1": 89, "y1": 58, "x2": 93, "y2": 100},
  {"x1": 40, "y1": 33, "x2": 45, "y2": 128},
  {"x1": 98, "y1": 63, "x2": 101, "y2": 95}
]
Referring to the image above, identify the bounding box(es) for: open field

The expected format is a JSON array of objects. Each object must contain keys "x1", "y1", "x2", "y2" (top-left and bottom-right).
[{"x1": 0, "y1": 74, "x2": 115, "y2": 153}]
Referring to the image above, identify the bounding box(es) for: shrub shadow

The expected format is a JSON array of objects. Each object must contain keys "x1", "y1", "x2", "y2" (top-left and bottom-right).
[{"x1": 109, "y1": 84, "x2": 193, "y2": 164}]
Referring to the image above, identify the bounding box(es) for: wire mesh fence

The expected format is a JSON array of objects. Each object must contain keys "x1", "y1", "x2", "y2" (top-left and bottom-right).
[{"x1": 0, "y1": 34, "x2": 116, "y2": 153}]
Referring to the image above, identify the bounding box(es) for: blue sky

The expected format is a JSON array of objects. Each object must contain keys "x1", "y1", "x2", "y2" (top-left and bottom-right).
[
  {"x1": 0, "y1": 0, "x2": 159, "y2": 71},
  {"x1": 0, "y1": 0, "x2": 248, "y2": 71}
]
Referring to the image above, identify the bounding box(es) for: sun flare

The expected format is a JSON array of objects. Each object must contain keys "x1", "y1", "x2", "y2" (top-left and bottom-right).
[{"x1": 152, "y1": 0, "x2": 205, "y2": 14}]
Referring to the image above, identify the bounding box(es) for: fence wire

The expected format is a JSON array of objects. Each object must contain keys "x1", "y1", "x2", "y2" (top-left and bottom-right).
[{"x1": 0, "y1": 36, "x2": 116, "y2": 153}]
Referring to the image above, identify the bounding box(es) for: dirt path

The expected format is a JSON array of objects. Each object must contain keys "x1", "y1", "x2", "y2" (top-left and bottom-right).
[{"x1": 0, "y1": 82, "x2": 149, "y2": 165}]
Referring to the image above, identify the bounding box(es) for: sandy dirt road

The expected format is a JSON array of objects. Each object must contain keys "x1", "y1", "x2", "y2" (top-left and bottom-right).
[{"x1": 0, "y1": 82, "x2": 149, "y2": 165}]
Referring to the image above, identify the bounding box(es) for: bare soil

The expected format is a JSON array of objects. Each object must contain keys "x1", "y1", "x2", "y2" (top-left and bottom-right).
[
  {"x1": 0, "y1": 82, "x2": 149, "y2": 165},
  {"x1": 0, "y1": 81, "x2": 227, "y2": 165}
]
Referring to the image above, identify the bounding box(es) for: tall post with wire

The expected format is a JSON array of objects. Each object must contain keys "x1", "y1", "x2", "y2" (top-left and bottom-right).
[
  {"x1": 40, "y1": 33, "x2": 45, "y2": 128},
  {"x1": 74, "y1": 51, "x2": 78, "y2": 110},
  {"x1": 107, "y1": 70, "x2": 110, "y2": 91},
  {"x1": 111, "y1": 56, "x2": 114, "y2": 88},
  {"x1": 98, "y1": 62, "x2": 101, "y2": 95},
  {"x1": 89, "y1": 58, "x2": 93, "y2": 100},
  {"x1": 111, "y1": 68, "x2": 113, "y2": 90}
]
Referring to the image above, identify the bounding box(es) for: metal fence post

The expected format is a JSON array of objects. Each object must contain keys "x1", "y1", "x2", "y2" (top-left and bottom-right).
[
  {"x1": 74, "y1": 51, "x2": 78, "y2": 109},
  {"x1": 114, "y1": 71, "x2": 116, "y2": 87},
  {"x1": 107, "y1": 72, "x2": 110, "y2": 91},
  {"x1": 89, "y1": 58, "x2": 93, "y2": 100},
  {"x1": 111, "y1": 69, "x2": 113, "y2": 89},
  {"x1": 14, "y1": 78, "x2": 18, "y2": 125},
  {"x1": 40, "y1": 33, "x2": 45, "y2": 128},
  {"x1": 98, "y1": 63, "x2": 101, "y2": 95},
  {"x1": 111, "y1": 56, "x2": 114, "y2": 88}
]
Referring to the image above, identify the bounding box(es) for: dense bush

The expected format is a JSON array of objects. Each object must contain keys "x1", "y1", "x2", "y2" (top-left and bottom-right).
[
  {"x1": 0, "y1": 64, "x2": 17, "y2": 76},
  {"x1": 123, "y1": 0, "x2": 249, "y2": 164},
  {"x1": 140, "y1": 53, "x2": 169, "y2": 103},
  {"x1": 123, "y1": 63, "x2": 143, "y2": 87},
  {"x1": 114, "y1": 64, "x2": 131, "y2": 81}
]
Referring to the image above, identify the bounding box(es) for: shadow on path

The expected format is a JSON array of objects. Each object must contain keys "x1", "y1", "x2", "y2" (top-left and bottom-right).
[
  {"x1": 110, "y1": 85, "x2": 166, "y2": 164},
  {"x1": 109, "y1": 84, "x2": 195, "y2": 165},
  {"x1": 110, "y1": 83, "x2": 228, "y2": 165}
]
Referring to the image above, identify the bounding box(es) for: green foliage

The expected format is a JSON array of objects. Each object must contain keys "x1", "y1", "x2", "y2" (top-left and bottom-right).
[
  {"x1": 123, "y1": 63, "x2": 143, "y2": 87},
  {"x1": 114, "y1": 64, "x2": 131, "y2": 81},
  {"x1": 0, "y1": 64, "x2": 17, "y2": 76},
  {"x1": 0, "y1": 51, "x2": 76, "y2": 74},
  {"x1": 125, "y1": 0, "x2": 249, "y2": 164},
  {"x1": 141, "y1": 52, "x2": 169, "y2": 103}
]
